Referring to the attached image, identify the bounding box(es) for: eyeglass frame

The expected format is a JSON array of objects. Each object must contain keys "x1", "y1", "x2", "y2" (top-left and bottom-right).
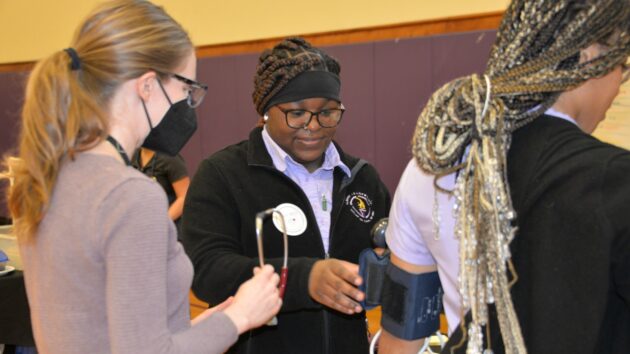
[
  {"x1": 154, "y1": 71, "x2": 208, "y2": 108},
  {"x1": 274, "y1": 104, "x2": 346, "y2": 129}
]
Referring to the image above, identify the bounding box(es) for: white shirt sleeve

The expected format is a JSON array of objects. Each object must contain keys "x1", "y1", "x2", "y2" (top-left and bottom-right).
[
  {"x1": 384, "y1": 158, "x2": 463, "y2": 334},
  {"x1": 386, "y1": 159, "x2": 438, "y2": 266}
]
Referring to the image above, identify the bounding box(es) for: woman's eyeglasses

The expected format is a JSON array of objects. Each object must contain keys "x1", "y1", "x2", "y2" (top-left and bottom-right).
[
  {"x1": 155, "y1": 71, "x2": 208, "y2": 108},
  {"x1": 170, "y1": 73, "x2": 208, "y2": 108}
]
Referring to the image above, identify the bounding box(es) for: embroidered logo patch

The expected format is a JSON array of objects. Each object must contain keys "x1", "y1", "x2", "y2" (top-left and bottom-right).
[{"x1": 345, "y1": 192, "x2": 374, "y2": 223}]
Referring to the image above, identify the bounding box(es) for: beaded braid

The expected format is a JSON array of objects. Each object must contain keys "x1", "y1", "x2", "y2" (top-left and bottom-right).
[
  {"x1": 252, "y1": 37, "x2": 341, "y2": 115},
  {"x1": 411, "y1": 1, "x2": 630, "y2": 353}
]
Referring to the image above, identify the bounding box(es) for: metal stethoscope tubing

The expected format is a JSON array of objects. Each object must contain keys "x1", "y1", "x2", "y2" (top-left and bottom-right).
[{"x1": 255, "y1": 208, "x2": 289, "y2": 299}]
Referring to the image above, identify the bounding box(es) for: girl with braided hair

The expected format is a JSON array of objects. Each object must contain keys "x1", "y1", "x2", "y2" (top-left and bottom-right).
[
  {"x1": 182, "y1": 37, "x2": 391, "y2": 353},
  {"x1": 380, "y1": 0, "x2": 630, "y2": 353}
]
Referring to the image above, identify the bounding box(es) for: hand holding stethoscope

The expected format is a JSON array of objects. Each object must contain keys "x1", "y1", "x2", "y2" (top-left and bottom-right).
[{"x1": 255, "y1": 208, "x2": 289, "y2": 299}]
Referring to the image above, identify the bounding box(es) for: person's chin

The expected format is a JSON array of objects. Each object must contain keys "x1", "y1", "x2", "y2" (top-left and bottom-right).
[
  {"x1": 295, "y1": 136, "x2": 326, "y2": 148},
  {"x1": 292, "y1": 147, "x2": 326, "y2": 165},
  {"x1": 296, "y1": 150, "x2": 323, "y2": 162},
  {"x1": 295, "y1": 138, "x2": 330, "y2": 155}
]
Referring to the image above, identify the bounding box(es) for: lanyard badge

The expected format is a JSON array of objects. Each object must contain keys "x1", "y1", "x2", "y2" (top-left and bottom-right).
[{"x1": 255, "y1": 208, "x2": 289, "y2": 299}]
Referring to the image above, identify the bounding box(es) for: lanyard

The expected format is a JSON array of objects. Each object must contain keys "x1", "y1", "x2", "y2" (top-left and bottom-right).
[
  {"x1": 255, "y1": 208, "x2": 289, "y2": 299},
  {"x1": 106, "y1": 136, "x2": 132, "y2": 166}
]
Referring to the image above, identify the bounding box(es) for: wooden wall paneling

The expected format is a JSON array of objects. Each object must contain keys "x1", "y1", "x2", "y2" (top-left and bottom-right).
[
  {"x1": 373, "y1": 36, "x2": 434, "y2": 192},
  {"x1": 193, "y1": 12, "x2": 503, "y2": 59},
  {"x1": 0, "y1": 63, "x2": 33, "y2": 74},
  {"x1": 0, "y1": 12, "x2": 502, "y2": 74}
]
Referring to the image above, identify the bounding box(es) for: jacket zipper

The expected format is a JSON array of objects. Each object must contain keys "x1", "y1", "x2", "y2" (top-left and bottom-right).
[
  {"x1": 322, "y1": 174, "x2": 350, "y2": 354},
  {"x1": 323, "y1": 252, "x2": 331, "y2": 354}
]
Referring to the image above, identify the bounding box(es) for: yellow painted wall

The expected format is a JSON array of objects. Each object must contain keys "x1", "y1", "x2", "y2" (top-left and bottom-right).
[{"x1": 0, "y1": 0, "x2": 508, "y2": 64}]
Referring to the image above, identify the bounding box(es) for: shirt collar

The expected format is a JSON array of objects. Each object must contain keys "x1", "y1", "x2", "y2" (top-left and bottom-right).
[
  {"x1": 544, "y1": 107, "x2": 578, "y2": 126},
  {"x1": 261, "y1": 126, "x2": 351, "y2": 177}
]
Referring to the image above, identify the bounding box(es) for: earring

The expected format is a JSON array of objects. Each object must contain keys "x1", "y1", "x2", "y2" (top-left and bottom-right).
[{"x1": 264, "y1": 114, "x2": 269, "y2": 122}]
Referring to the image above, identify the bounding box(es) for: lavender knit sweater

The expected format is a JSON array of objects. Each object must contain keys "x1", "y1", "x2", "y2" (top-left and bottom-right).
[{"x1": 19, "y1": 153, "x2": 237, "y2": 354}]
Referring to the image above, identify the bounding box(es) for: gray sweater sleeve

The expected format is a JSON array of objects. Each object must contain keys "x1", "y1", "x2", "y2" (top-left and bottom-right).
[{"x1": 100, "y1": 178, "x2": 238, "y2": 354}]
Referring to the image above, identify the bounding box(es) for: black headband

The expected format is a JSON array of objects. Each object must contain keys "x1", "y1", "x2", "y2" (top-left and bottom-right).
[
  {"x1": 263, "y1": 70, "x2": 341, "y2": 114},
  {"x1": 63, "y1": 48, "x2": 81, "y2": 71}
]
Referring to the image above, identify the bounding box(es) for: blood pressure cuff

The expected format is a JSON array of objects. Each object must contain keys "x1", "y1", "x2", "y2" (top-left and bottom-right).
[
  {"x1": 381, "y1": 263, "x2": 443, "y2": 340},
  {"x1": 358, "y1": 248, "x2": 390, "y2": 310}
]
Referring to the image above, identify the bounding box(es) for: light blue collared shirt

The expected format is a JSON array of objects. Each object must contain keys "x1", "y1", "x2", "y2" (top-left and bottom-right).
[
  {"x1": 261, "y1": 126, "x2": 351, "y2": 253},
  {"x1": 545, "y1": 107, "x2": 578, "y2": 126}
]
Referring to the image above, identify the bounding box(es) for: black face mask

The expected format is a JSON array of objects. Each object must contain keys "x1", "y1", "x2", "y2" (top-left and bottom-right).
[{"x1": 141, "y1": 84, "x2": 198, "y2": 156}]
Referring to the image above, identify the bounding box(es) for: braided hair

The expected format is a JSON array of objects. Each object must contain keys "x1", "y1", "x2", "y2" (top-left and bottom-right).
[
  {"x1": 411, "y1": 1, "x2": 630, "y2": 353},
  {"x1": 252, "y1": 37, "x2": 340, "y2": 116}
]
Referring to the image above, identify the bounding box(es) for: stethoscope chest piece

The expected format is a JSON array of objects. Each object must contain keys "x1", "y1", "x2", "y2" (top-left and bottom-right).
[{"x1": 272, "y1": 203, "x2": 307, "y2": 236}]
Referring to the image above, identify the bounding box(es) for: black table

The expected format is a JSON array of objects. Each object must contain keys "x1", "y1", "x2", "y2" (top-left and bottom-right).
[{"x1": 0, "y1": 270, "x2": 35, "y2": 347}]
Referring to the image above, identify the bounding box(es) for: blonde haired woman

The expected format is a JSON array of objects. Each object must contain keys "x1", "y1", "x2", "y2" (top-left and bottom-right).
[{"x1": 2, "y1": 1, "x2": 281, "y2": 353}]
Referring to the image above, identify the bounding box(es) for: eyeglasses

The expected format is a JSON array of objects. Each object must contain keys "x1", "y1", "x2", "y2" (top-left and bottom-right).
[
  {"x1": 169, "y1": 73, "x2": 208, "y2": 108},
  {"x1": 275, "y1": 104, "x2": 345, "y2": 129},
  {"x1": 155, "y1": 71, "x2": 208, "y2": 108}
]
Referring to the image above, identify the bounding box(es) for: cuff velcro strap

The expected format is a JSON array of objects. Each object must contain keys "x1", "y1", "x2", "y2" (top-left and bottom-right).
[
  {"x1": 381, "y1": 263, "x2": 443, "y2": 340},
  {"x1": 358, "y1": 248, "x2": 390, "y2": 309}
]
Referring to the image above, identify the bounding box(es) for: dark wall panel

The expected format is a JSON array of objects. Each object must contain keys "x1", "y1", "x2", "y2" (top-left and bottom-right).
[
  {"x1": 0, "y1": 72, "x2": 27, "y2": 157},
  {"x1": 325, "y1": 42, "x2": 376, "y2": 163},
  {"x1": 430, "y1": 31, "x2": 496, "y2": 91},
  {"x1": 186, "y1": 54, "x2": 259, "y2": 173},
  {"x1": 0, "y1": 72, "x2": 28, "y2": 218},
  {"x1": 198, "y1": 56, "x2": 239, "y2": 170},
  {"x1": 232, "y1": 54, "x2": 261, "y2": 124},
  {"x1": 0, "y1": 30, "x2": 496, "y2": 218},
  {"x1": 373, "y1": 36, "x2": 434, "y2": 191}
]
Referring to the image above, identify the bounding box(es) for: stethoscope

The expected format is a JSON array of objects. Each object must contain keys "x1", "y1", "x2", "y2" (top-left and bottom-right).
[{"x1": 255, "y1": 208, "x2": 289, "y2": 299}]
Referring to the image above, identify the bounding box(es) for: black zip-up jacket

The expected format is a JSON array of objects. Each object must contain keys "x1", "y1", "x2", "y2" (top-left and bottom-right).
[
  {"x1": 443, "y1": 116, "x2": 630, "y2": 353},
  {"x1": 182, "y1": 127, "x2": 391, "y2": 354}
]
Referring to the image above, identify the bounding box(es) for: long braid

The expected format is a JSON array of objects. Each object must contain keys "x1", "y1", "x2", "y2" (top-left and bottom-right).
[
  {"x1": 412, "y1": 1, "x2": 630, "y2": 353},
  {"x1": 252, "y1": 37, "x2": 340, "y2": 115}
]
